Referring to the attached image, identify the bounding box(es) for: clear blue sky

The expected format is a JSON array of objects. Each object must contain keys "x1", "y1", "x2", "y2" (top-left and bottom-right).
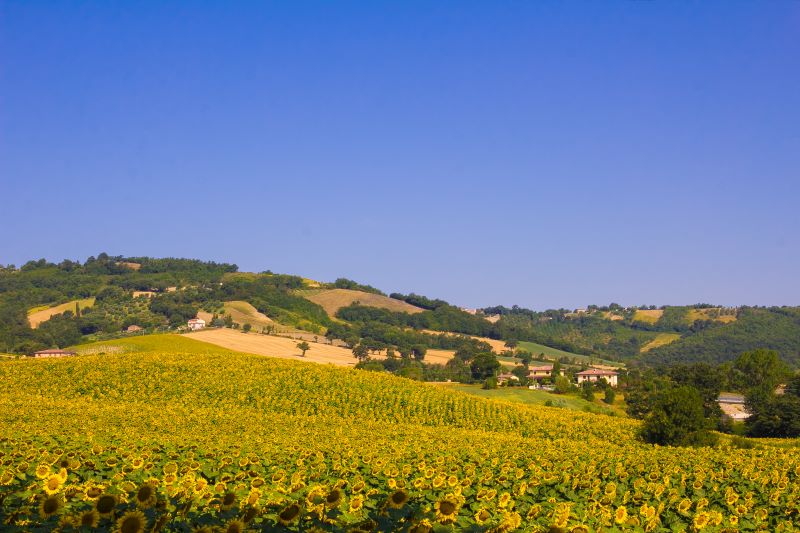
[{"x1": 2, "y1": 2, "x2": 798, "y2": 310}]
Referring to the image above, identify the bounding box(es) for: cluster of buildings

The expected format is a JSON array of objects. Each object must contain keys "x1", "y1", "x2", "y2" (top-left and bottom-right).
[{"x1": 497, "y1": 364, "x2": 619, "y2": 387}]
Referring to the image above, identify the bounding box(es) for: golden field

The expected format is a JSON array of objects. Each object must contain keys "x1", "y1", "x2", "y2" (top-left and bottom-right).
[{"x1": 0, "y1": 335, "x2": 797, "y2": 531}]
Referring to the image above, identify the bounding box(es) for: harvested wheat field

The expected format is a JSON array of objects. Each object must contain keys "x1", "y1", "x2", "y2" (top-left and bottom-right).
[
  {"x1": 184, "y1": 328, "x2": 462, "y2": 367},
  {"x1": 632, "y1": 309, "x2": 663, "y2": 324},
  {"x1": 183, "y1": 328, "x2": 363, "y2": 366},
  {"x1": 640, "y1": 332, "x2": 681, "y2": 353},
  {"x1": 302, "y1": 289, "x2": 424, "y2": 317},
  {"x1": 223, "y1": 300, "x2": 273, "y2": 327},
  {"x1": 27, "y1": 298, "x2": 95, "y2": 328}
]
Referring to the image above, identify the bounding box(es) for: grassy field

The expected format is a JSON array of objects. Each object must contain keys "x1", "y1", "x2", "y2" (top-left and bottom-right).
[
  {"x1": 440, "y1": 384, "x2": 620, "y2": 415},
  {"x1": 300, "y1": 288, "x2": 424, "y2": 316},
  {"x1": 517, "y1": 340, "x2": 622, "y2": 367},
  {"x1": 26, "y1": 297, "x2": 96, "y2": 328},
  {"x1": 640, "y1": 332, "x2": 682, "y2": 352},
  {"x1": 3, "y1": 333, "x2": 796, "y2": 531}
]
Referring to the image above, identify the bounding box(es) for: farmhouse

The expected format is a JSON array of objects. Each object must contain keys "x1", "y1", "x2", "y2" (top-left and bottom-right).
[
  {"x1": 497, "y1": 372, "x2": 519, "y2": 385},
  {"x1": 125, "y1": 325, "x2": 143, "y2": 333},
  {"x1": 29, "y1": 349, "x2": 76, "y2": 358},
  {"x1": 528, "y1": 365, "x2": 562, "y2": 382},
  {"x1": 575, "y1": 368, "x2": 618, "y2": 387},
  {"x1": 187, "y1": 318, "x2": 206, "y2": 331}
]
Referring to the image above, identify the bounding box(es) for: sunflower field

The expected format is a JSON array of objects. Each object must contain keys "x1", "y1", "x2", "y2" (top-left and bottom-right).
[{"x1": 0, "y1": 335, "x2": 798, "y2": 532}]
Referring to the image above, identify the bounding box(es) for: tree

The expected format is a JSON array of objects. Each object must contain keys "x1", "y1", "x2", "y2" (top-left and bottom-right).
[
  {"x1": 745, "y1": 394, "x2": 800, "y2": 438},
  {"x1": 352, "y1": 343, "x2": 369, "y2": 362},
  {"x1": 296, "y1": 341, "x2": 310, "y2": 357},
  {"x1": 243, "y1": 323, "x2": 252, "y2": 333},
  {"x1": 410, "y1": 344, "x2": 427, "y2": 362},
  {"x1": 603, "y1": 388, "x2": 616, "y2": 405},
  {"x1": 732, "y1": 349, "x2": 791, "y2": 394},
  {"x1": 504, "y1": 339, "x2": 519, "y2": 353},
  {"x1": 554, "y1": 375, "x2": 572, "y2": 394},
  {"x1": 470, "y1": 352, "x2": 500, "y2": 381},
  {"x1": 639, "y1": 386, "x2": 717, "y2": 447},
  {"x1": 580, "y1": 381, "x2": 595, "y2": 402}
]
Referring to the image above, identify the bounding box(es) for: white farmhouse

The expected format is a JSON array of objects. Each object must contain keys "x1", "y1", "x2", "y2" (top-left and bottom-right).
[
  {"x1": 575, "y1": 368, "x2": 619, "y2": 387},
  {"x1": 187, "y1": 318, "x2": 206, "y2": 331}
]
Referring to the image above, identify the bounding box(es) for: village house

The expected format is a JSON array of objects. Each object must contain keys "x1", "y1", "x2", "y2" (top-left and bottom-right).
[
  {"x1": 29, "y1": 349, "x2": 77, "y2": 358},
  {"x1": 575, "y1": 368, "x2": 619, "y2": 387},
  {"x1": 124, "y1": 325, "x2": 143, "y2": 333},
  {"x1": 187, "y1": 318, "x2": 206, "y2": 331},
  {"x1": 497, "y1": 372, "x2": 520, "y2": 385},
  {"x1": 527, "y1": 365, "x2": 563, "y2": 382}
]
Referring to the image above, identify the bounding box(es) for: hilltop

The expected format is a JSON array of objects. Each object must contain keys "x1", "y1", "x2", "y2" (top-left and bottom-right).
[{"x1": 1, "y1": 254, "x2": 798, "y2": 369}]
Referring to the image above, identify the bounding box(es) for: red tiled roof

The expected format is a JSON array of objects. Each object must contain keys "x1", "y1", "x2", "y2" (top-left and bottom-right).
[
  {"x1": 576, "y1": 368, "x2": 618, "y2": 376},
  {"x1": 528, "y1": 365, "x2": 553, "y2": 372}
]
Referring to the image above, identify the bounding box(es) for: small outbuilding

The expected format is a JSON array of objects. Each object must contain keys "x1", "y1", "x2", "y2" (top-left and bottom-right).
[{"x1": 125, "y1": 325, "x2": 143, "y2": 333}]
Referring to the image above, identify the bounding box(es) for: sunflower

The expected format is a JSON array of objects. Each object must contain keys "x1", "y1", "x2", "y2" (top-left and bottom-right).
[
  {"x1": 84, "y1": 485, "x2": 104, "y2": 500},
  {"x1": 134, "y1": 483, "x2": 157, "y2": 509},
  {"x1": 43, "y1": 472, "x2": 66, "y2": 495},
  {"x1": 95, "y1": 494, "x2": 118, "y2": 517},
  {"x1": 193, "y1": 527, "x2": 215, "y2": 533},
  {"x1": 278, "y1": 503, "x2": 302, "y2": 525},
  {"x1": 434, "y1": 495, "x2": 460, "y2": 524},
  {"x1": 474, "y1": 508, "x2": 491, "y2": 525},
  {"x1": 325, "y1": 488, "x2": 343, "y2": 508},
  {"x1": 387, "y1": 489, "x2": 409, "y2": 509},
  {"x1": 349, "y1": 495, "x2": 365, "y2": 513},
  {"x1": 221, "y1": 492, "x2": 237, "y2": 510},
  {"x1": 35, "y1": 463, "x2": 51, "y2": 479},
  {"x1": 693, "y1": 512, "x2": 709, "y2": 530},
  {"x1": 677, "y1": 498, "x2": 692, "y2": 515},
  {"x1": 223, "y1": 519, "x2": 247, "y2": 533},
  {"x1": 78, "y1": 509, "x2": 100, "y2": 528},
  {"x1": 615, "y1": 506, "x2": 628, "y2": 524},
  {"x1": 39, "y1": 494, "x2": 63, "y2": 519},
  {"x1": 498, "y1": 492, "x2": 512, "y2": 508},
  {"x1": 241, "y1": 506, "x2": 259, "y2": 523},
  {"x1": 0, "y1": 470, "x2": 14, "y2": 486},
  {"x1": 115, "y1": 510, "x2": 147, "y2": 533},
  {"x1": 162, "y1": 462, "x2": 178, "y2": 475}
]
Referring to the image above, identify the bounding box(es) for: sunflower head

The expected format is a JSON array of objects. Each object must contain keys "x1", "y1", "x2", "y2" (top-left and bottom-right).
[
  {"x1": 434, "y1": 495, "x2": 460, "y2": 524},
  {"x1": 79, "y1": 509, "x2": 100, "y2": 528},
  {"x1": 116, "y1": 510, "x2": 147, "y2": 533},
  {"x1": 387, "y1": 489, "x2": 409, "y2": 509},
  {"x1": 474, "y1": 508, "x2": 491, "y2": 525},
  {"x1": 224, "y1": 519, "x2": 247, "y2": 533},
  {"x1": 278, "y1": 503, "x2": 301, "y2": 525},
  {"x1": 95, "y1": 493, "x2": 118, "y2": 516},
  {"x1": 134, "y1": 483, "x2": 157, "y2": 509},
  {"x1": 43, "y1": 473, "x2": 65, "y2": 495},
  {"x1": 325, "y1": 488, "x2": 343, "y2": 508},
  {"x1": 221, "y1": 492, "x2": 237, "y2": 510},
  {"x1": 39, "y1": 494, "x2": 63, "y2": 519}
]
